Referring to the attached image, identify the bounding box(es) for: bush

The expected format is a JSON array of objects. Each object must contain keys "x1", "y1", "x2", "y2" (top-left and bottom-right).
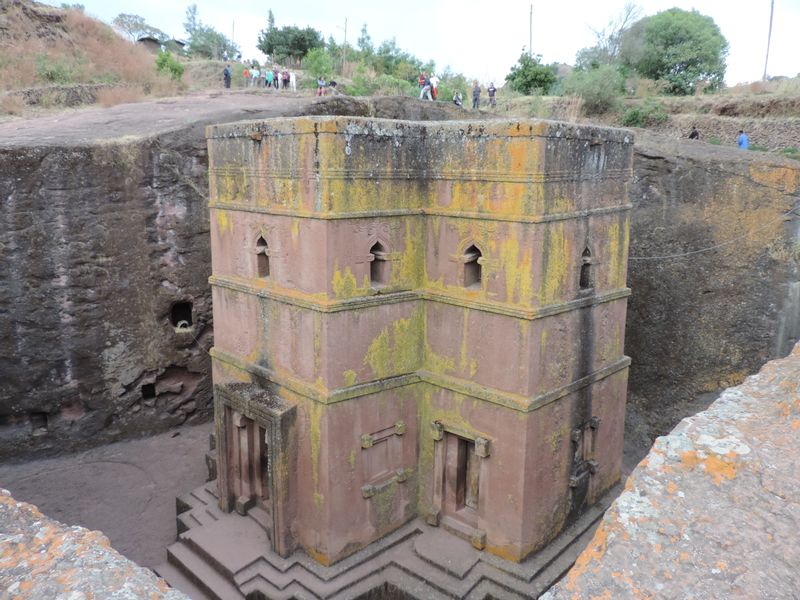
[
  {"x1": 302, "y1": 47, "x2": 333, "y2": 79},
  {"x1": 562, "y1": 65, "x2": 624, "y2": 115},
  {"x1": 35, "y1": 55, "x2": 77, "y2": 84},
  {"x1": 155, "y1": 51, "x2": 184, "y2": 81},
  {"x1": 621, "y1": 100, "x2": 669, "y2": 127},
  {"x1": 782, "y1": 147, "x2": 800, "y2": 160}
]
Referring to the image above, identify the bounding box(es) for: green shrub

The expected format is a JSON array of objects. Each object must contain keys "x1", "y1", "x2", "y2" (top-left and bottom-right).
[
  {"x1": 782, "y1": 147, "x2": 799, "y2": 160},
  {"x1": 36, "y1": 55, "x2": 76, "y2": 84},
  {"x1": 155, "y1": 51, "x2": 184, "y2": 81},
  {"x1": 303, "y1": 48, "x2": 333, "y2": 79},
  {"x1": 621, "y1": 100, "x2": 669, "y2": 127},
  {"x1": 708, "y1": 137, "x2": 721, "y2": 145},
  {"x1": 562, "y1": 65, "x2": 624, "y2": 115},
  {"x1": 748, "y1": 144, "x2": 768, "y2": 152}
]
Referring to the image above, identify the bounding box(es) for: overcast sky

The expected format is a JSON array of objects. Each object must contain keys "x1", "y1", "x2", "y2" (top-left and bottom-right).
[{"x1": 49, "y1": 0, "x2": 798, "y2": 86}]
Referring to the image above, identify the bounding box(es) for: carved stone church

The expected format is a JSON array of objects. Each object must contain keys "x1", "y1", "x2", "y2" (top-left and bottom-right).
[{"x1": 157, "y1": 115, "x2": 633, "y2": 599}]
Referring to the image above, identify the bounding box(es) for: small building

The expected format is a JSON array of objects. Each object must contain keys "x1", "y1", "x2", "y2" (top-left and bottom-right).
[{"x1": 136, "y1": 35, "x2": 161, "y2": 55}]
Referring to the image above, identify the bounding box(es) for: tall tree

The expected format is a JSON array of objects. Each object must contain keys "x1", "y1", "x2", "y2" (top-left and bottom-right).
[
  {"x1": 357, "y1": 24, "x2": 373, "y2": 56},
  {"x1": 182, "y1": 4, "x2": 238, "y2": 59},
  {"x1": 619, "y1": 8, "x2": 728, "y2": 94},
  {"x1": 113, "y1": 13, "x2": 166, "y2": 41},
  {"x1": 257, "y1": 14, "x2": 323, "y2": 64},
  {"x1": 575, "y1": 3, "x2": 641, "y2": 70}
]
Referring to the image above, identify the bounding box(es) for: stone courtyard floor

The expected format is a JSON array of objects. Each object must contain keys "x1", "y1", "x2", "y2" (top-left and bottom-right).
[{"x1": 0, "y1": 423, "x2": 213, "y2": 567}]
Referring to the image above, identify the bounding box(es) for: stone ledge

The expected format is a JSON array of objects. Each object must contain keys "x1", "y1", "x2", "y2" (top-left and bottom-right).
[
  {"x1": 0, "y1": 488, "x2": 187, "y2": 600},
  {"x1": 543, "y1": 342, "x2": 800, "y2": 599}
]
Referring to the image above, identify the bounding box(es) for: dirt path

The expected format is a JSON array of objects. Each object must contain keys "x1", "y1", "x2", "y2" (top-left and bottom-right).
[
  {"x1": 0, "y1": 422, "x2": 212, "y2": 567},
  {"x1": 0, "y1": 90, "x2": 314, "y2": 148}
]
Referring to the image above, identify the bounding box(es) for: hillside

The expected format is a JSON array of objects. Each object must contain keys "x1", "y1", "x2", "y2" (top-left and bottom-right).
[{"x1": 0, "y1": 0, "x2": 178, "y2": 112}]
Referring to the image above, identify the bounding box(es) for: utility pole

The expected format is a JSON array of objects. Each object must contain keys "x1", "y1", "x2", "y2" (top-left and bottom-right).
[
  {"x1": 763, "y1": 0, "x2": 774, "y2": 81},
  {"x1": 529, "y1": 4, "x2": 532, "y2": 57},
  {"x1": 343, "y1": 18, "x2": 348, "y2": 73}
]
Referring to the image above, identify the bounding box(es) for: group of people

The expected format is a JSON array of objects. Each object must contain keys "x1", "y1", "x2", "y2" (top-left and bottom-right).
[
  {"x1": 469, "y1": 81, "x2": 497, "y2": 109},
  {"x1": 688, "y1": 126, "x2": 750, "y2": 149},
  {"x1": 418, "y1": 73, "x2": 499, "y2": 110},
  {"x1": 418, "y1": 72, "x2": 440, "y2": 100},
  {"x1": 240, "y1": 65, "x2": 296, "y2": 91}
]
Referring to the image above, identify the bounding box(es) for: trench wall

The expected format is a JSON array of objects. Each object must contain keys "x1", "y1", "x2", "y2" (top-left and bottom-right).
[
  {"x1": 2, "y1": 103, "x2": 799, "y2": 460},
  {"x1": 0, "y1": 131, "x2": 214, "y2": 459},
  {"x1": 625, "y1": 132, "x2": 800, "y2": 449}
]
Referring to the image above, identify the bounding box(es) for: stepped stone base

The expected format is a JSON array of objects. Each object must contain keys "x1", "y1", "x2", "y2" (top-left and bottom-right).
[{"x1": 155, "y1": 481, "x2": 621, "y2": 600}]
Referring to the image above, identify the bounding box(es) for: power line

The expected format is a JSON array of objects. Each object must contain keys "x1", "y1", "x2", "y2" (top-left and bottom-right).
[{"x1": 629, "y1": 201, "x2": 800, "y2": 261}]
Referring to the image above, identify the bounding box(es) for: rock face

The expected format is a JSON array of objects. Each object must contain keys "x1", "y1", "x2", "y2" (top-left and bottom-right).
[
  {"x1": 625, "y1": 132, "x2": 800, "y2": 449},
  {"x1": 0, "y1": 488, "x2": 188, "y2": 599},
  {"x1": 0, "y1": 94, "x2": 485, "y2": 461},
  {"x1": 542, "y1": 341, "x2": 800, "y2": 599},
  {"x1": 0, "y1": 125, "x2": 214, "y2": 458}
]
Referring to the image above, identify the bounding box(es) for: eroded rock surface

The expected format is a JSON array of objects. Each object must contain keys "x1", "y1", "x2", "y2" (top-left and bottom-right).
[
  {"x1": 543, "y1": 342, "x2": 800, "y2": 599},
  {"x1": 0, "y1": 488, "x2": 187, "y2": 599},
  {"x1": 625, "y1": 132, "x2": 800, "y2": 451}
]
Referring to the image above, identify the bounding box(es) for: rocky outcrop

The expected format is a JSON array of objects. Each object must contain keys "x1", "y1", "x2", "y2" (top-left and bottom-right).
[
  {"x1": 543, "y1": 341, "x2": 800, "y2": 599},
  {"x1": 625, "y1": 132, "x2": 800, "y2": 451},
  {"x1": 0, "y1": 488, "x2": 188, "y2": 599}
]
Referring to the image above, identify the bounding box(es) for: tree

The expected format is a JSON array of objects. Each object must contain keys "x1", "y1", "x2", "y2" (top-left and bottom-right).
[
  {"x1": 303, "y1": 47, "x2": 333, "y2": 78},
  {"x1": 575, "y1": 3, "x2": 641, "y2": 70},
  {"x1": 257, "y1": 25, "x2": 324, "y2": 64},
  {"x1": 357, "y1": 24, "x2": 373, "y2": 56},
  {"x1": 182, "y1": 4, "x2": 238, "y2": 59},
  {"x1": 505, "y1": 53, "x2": 557, "y2": 95},
  {"x1": 113, "y1": 13, "x2": 166, "y2": 42},
  {"x1": 619, "y1": 8, "x2": 728, "y2": 95}
]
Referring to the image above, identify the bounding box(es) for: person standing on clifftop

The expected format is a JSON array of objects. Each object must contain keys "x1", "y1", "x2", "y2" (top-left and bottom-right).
[
  {"x1": 689, "y1": 126, "x2": 699, "y2": 139},
  {"x1": 419, "y1": 73, "x2": 432, "y2": 100},
  {"x1": 472, "y1": 81, "x2": 481, "y2": 109},
  {"x1": 223, "y1": 64, "x2": 231, "y2": 89},
  {"x1": 487, "y1": 82, "x2": 497, "y2": 108},
  {"x1": 737, "y1": 130, "x2": 749, "y2": 149}
]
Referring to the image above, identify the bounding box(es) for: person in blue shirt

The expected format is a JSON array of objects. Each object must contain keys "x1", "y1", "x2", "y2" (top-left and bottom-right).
[{"x1": 737, "y1": 130, "x2": 749, "y2": 149}]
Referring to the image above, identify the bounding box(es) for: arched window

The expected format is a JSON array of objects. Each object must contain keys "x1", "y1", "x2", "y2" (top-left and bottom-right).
[
  {"x1": 256, "y1": 236, "x2": 270, "y2": 278},
  {"x1": 369, "y1": 241, "x2": 389, "y2": 286},
  {"x1": 579, "y1": 247, "x2": 592, "y2": 290},
  {"x1": 463, "y1": 245, "x2": 482, "y2": 288}
]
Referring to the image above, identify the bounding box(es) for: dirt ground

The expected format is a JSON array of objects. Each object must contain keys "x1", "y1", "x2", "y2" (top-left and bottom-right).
[{"x1": 0, "y1": 422, "x2": 213, "y2": 567}]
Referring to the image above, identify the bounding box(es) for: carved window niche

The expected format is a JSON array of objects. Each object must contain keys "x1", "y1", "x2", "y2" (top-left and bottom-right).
[
  {"x1": 428, "y1": 421, "x2": 490, "y2": 549},
  {"x1": 579, "y1": 247, "x2": 593, "y2": 292},
  {"x1": 462, "y1": 245, "x2": 483, "y2": 289},
  {"x1": 368, "y1": 241, "x2": 390, "y2": 287},
  {"x1": 170, "y1": 301, "x2": 193, "y2": 330},
  {"x1": 255, "y1": 235, "x2": 271, "y2": 279},
  {"x1": 360, "y1": 420, "x2": 410, "y2": 499}
]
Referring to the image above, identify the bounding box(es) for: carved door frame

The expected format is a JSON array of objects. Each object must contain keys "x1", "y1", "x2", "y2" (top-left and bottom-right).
[{"x1": 214, "y1": 384, "x2": 296, "y2": 558}]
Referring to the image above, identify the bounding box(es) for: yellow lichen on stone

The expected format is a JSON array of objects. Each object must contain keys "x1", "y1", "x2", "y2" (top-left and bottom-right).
[
  {"x1": 542, "y1": 222, "x2": 569, "y2": 304},
  {"x1": 343, "y1": 370, "x2": 358, "y2": 387},
  {"x1": 499, "y1": 233, "x2": 533, "y2": 304},
  {"x1": 363, "y1": 308, "x2": 423, "y2": 378}
]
